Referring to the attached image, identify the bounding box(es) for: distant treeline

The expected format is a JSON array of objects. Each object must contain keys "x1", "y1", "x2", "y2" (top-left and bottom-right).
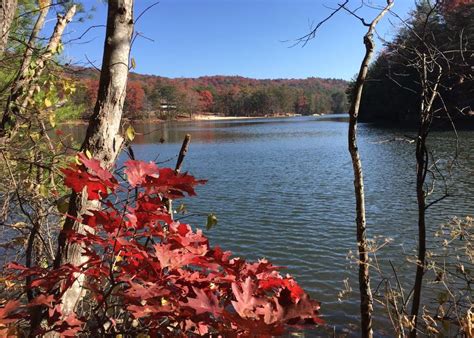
[
  {"x1": 66, "y1": 71, "x2": 349, "y2": 120},
  {"x1": 354, "y1": 1, "x2": 474, "y2": 126}
]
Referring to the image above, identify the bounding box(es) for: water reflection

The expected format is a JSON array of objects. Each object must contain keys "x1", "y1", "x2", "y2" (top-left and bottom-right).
[{"x1": 60, "y1": 116, "x2": 347, "y2": 145}]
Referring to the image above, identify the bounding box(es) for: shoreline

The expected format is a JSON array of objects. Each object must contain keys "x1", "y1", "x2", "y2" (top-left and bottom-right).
[
  {"x1": 59, "y1": 114, "x2": 307, "y2": 125},
  {"x1": 188, "y1": 114, "x2": 299, "y2": 121}
]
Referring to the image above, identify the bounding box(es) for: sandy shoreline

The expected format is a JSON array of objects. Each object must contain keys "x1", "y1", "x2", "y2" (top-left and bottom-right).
[
  {"x1": 60, "y1": 114, "x2": 301, "y2": 125},
  {"x1": 190, "y1": 114, "x2": 284, "y2": 121}
]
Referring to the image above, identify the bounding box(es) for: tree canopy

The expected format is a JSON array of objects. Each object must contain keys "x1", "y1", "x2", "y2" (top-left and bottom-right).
[
  {"x1": 354, "y1": 0, "x2": 474, "y2": 126},
  {"x1": 70, "y1": 71, "x2": 348, "y2": 120}
]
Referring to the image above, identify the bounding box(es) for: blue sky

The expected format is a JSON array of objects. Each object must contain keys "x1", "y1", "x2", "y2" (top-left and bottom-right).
[{"x1": 60, "y1": 0, "x2": 415, "y2": 80}]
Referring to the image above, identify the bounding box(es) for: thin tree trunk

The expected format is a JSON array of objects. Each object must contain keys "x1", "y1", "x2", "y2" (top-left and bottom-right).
[
  {"x1": 54, "y1": 0, "x2": 134, "y2": 317},
  {"x1": 19, "y1": 5, "x2": 76, "y2": 109},
  {"x1": 0, "y1": 0, "x2": 50, "y2": 134},
  {"x1": 410, "y1": 124, "x2": 427, "y2": 338},
  {"x1": 14, "y1": 5, "x2": 76, "y2": 280},
  {"x1": 1, "y1": 3, "x2": 75, "y2": 134},
  {"x1": 0, "y1": 0, "x2": 17, "y2": 56},
  {"x1": 409, "y1": 55, "x2": 441, "y2": 338},
  {"x1": 348, "y1": 2, "x2": 393, "y2": 337}
]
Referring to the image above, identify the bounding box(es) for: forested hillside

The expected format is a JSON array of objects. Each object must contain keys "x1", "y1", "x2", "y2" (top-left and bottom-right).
[
  {"x1": 356, "y1": 0, "x2": 473, "y2": 126},
  {"x1": 67, "y1": 70, "x2": 349, "y2": 120}
]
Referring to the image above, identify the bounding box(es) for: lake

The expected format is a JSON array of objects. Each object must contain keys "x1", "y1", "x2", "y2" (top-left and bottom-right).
[{"x1": 66, "y1": 115, "x2": 474, "y2": 336}]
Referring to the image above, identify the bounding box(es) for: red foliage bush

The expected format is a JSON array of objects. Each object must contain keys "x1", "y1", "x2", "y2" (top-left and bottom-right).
[
  {"x1": 83, "y1": 79, "x2": 99, "y2": 109},
  {"x1": 198, "y1": 90, "x2": 214, "y2": 112},
  {"x1": 125, "y1": 81, "x2": 145, "y2": 115},
  {"x1": 1, "y1": 155, "x2": 322, "y2": 336}
]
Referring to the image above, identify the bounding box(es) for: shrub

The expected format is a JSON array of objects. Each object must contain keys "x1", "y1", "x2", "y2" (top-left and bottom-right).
[{"x1": 1, "y1": 154, "x2": 322, "y2": 336}]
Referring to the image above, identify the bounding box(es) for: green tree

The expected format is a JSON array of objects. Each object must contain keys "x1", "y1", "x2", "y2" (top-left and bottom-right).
[
  {"x1": 356, "y1": 1, "x2": 474, "y2": 125},
  {"x1": 330, "y1": 90, "x2": 348, "y2": 113}
]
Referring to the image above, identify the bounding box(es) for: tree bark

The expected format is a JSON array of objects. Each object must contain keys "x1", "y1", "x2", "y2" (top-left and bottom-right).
[
  {"x1": 19, "y1": 5, "x2": 76, "y2": 110},
  {"x1": 1, "y1": 2, "x2": 76, "y2": 136},
  {"x1": 0, "y1": 0, "x2": 51, "y2": 135},
  {"x1": 347, "y1": 2, "x2": 393, "y2": 337},
  {"x1": 54, "y1": 0, "x2": 134, "y2": 317},
  {"x1": 0, "y1": 0, "x2": 17, "y2": 56}
]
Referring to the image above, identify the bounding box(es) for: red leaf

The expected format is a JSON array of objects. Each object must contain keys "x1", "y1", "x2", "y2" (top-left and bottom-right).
[
  {"x1": 0, "y1": 300, "x2": 22, "y2": 324},
  {"x1": 124, "y1": 160, "x2": 159, "y2": 187},
  {"x1": 231, "y1": 277, "x2": 265, "y2": 319},
  {"x1": 6, "y1": 262, "x2": 28, "y2": 271},
  {"x1": 127, "y1": 302, "x2": 172, "y2": 317},
  {"x1": 184, "y1": 320, "x2": 209, "y2": 335},
  {"x1": 176, "y1": 223, "x2": 190, "y2": 236},
  {"x1": 77, "y1": 153, "x2": 115, "y2": 183},
  {"x1": 83, "y1": 209, "x2": 122, "y2": 232},
  {"x1": 61, "y1": 154, "x2": 117, "y2": 200},
  {"x1": 61, "y1": 167, "x2": 109, "y2": 200},
  {"x1": 276, "y1": 292, "x2": 322, "y2": 324},
  {"x1": 125, "y1": 282, "x2": 169, "y2": 301},
  {"x1": 259, "y1": 277, "x2": 304, "y2": 302},
  {"x1": 144, "y1": 168, "x2": 206, "y2": 198},
  {"x1": 28, "y1": 294, "x2": 55, "y2": 308},
  {"x1": 184, "y1": 287, "x2": 223, "y2": 316},
  {"x1": 223, "y1": 311, "x2": 285, "y2": 336},
  {"x1": 50, "y1": 313, "x2": 84, "y2": 336},
  {"x1": 154, "y1": 244, "x2": 197, "y2": 270}
]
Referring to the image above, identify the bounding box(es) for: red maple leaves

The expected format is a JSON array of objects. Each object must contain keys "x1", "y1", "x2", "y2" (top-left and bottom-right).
[
  {"x1": 124, "y1": 159, "x2": 159, "y2": 187},
  {"x1": 61, "y1": 153, "x2": 117, "y2": 200},
  {"x1": 1, "y1": 154, "x2": 322, "y2": 336}
]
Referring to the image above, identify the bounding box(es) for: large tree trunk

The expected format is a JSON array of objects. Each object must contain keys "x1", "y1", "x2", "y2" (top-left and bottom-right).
[
  {"x1": 0, "y1": 0, "x2": 17, "y2": 56},
  {"x1": 54, "y1": 0, "x2": 134, "y2": 317},
  {"x1": 347, "y1": 2, "x2": 393, "y2": 337}
]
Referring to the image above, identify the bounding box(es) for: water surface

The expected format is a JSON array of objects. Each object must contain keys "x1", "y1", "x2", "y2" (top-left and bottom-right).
[{"x1": 67, "y1": 115, "x2": 474, "y2": 335}]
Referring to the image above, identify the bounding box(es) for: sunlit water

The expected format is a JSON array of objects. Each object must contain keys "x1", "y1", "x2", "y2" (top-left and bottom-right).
[{"x1": 64, "y1": 115, "x2": 474, "y2": 336}]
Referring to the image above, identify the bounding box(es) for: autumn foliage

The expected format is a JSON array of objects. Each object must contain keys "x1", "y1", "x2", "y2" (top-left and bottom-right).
[
  {"x1": 125, "y1": 81, "x2": 146, "y2": 114},
  {"x1": 198, "y1": 90, "x2": 214, "y2": 112},
  {"x1": 71, "y1": 72, "x2": 348, "y2": 120},
  {"x1": 1, "y1": 155, "x2": 321, "y2": 336},
  {"x1": 441, "y1": 0, "x2": 474, "y2": 11}
]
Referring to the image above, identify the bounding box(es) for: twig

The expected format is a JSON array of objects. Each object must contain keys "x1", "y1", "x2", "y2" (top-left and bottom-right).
[
  {"x1": 175, "y1": 134, "x2": 191, "y2": 173},
  {"x1": 291, "y1": 0, "x2": 349, "y2": 47}
]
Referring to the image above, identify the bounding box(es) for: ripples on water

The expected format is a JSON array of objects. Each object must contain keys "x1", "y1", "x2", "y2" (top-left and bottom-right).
[{"x1": 67, "y1": 115, "x2": 474, "y2": 335}]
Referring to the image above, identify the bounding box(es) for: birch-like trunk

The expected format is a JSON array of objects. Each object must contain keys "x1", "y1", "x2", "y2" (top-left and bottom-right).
[
  {"x1": 1, "y1": 3, "x2": 76, "y2": 137},
  {"x1": 54, "y1": 0, "x2": 134, "y2": 317},
  {"x1": 0, "y1": 0, "x2": 17, "y2": 56},
  {"x1": 1, "y1": 0, "x2": 51, "y2": 134},
  {"x1": 0, "y1": 0, "x2": 76, "y2": 136}
]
